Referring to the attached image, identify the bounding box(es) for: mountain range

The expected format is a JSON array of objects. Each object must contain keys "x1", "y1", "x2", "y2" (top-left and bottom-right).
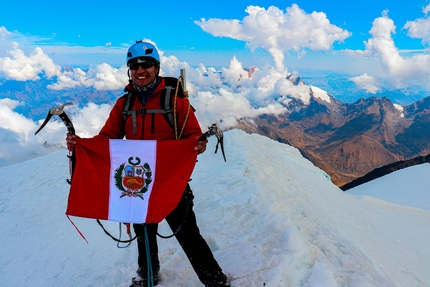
[
  {"x1": 236, "y1": 75, "x2": 430, "y2": 186},
  {"x1": 2, "y1": 72, "x2": 430, "y2": 187},
  {"x1": 0, "y1": 78, "x2": 122, "y2": 120}
]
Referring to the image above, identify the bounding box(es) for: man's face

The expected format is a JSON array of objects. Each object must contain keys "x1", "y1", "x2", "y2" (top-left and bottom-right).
[{"x1": 129, "y1": 59, "x2": 159, "y2": 87}]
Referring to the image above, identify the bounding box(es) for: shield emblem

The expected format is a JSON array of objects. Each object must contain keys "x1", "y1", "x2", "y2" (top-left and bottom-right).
[{"x1": 114, "y1": 157, "x2": 153, "y2": 200}]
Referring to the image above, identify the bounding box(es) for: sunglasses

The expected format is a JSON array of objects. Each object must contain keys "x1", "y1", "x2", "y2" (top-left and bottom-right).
[{"x1": 129, "y1": 60, "x2": 155, "y2": 70}]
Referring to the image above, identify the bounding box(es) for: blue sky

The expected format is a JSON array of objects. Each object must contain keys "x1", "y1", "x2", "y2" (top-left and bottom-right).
[
  {"x1": 1, "y1": 0, "x2": 430, "y2": 93},
  {"x1": 1, "y1": 0, "x2": 429, "y2": 60}
]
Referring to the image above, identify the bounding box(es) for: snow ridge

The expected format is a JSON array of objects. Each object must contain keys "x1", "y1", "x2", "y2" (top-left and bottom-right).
[{"x1": 0, "y1": 130, "x2": 429, "y2": 286}]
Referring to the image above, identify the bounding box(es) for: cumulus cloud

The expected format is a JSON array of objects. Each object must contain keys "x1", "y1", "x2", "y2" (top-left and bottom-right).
[
  {"x1": 424, "y1": 4, "x2": 430, "y2": 15},
  {"x1": 0, "y1": 98, "x2": 58, "y2": 166},
  {"x1": 0, "y1": 98, "x2": 112, "y2": 167},
  {"x1": 48, "y1": 64, "x2": 129, "y2": 90},
  {"x1": 404, "y1": 5, "x2": 430, "y2": 44},
  {"x1": 349, "y1": 73, "x2": 381, "y2": 94},
  {"x1": 0, "y1": 27, "x2": 129, "y2": 90},
  {"x1": 0, "y1": 53, "x2": 297, "y2": 167},
  {"x1": 0, "y1": 26, "x2": 11, "y2": 39},
  {"x1": 187, "y1": 57, "x2": 288, "y2": 129},
  {"x1": 0, "y1": 40, "x2": 129, "y2": 90},
  {"x1": 0, "y1": 42, "x2": 62, "y2": 81},
  {"x1": 195, "y1": 4, "x2": 351, "y2": 71},
  {"x1": 347, "y1": 11, "x2": 430, "y2": 91}
]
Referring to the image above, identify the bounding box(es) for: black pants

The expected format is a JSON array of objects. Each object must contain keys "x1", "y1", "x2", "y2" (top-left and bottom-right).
[{"x1": 133, "y1": 185, "x2": 227, "y2": 286}]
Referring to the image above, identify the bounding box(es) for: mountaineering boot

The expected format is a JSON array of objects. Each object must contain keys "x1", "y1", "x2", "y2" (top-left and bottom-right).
[
  {"x1": 129, "y1": 274, "x2": 159, "y2": 287},
  {"x1": 205, "y1": 283, "x2": 230, "y2": 287},
  {"x1": 205, "y1": 281, "x2": 230, "y2": 287},
  {"x1": 205, "y1": 272, "x2": 231, "y2": 287}
]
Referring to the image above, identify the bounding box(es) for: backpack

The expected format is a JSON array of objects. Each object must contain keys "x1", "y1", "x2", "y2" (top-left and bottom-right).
[{"x1": 122, "y1": 77, "x2": 191, "y2": 135}]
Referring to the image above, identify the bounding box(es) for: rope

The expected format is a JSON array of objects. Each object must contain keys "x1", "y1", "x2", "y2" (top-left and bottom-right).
[
  {"x1": 144, "y1": 225, "x2": 155, "y2": 287},
  {"x1": 173, "y1": 76, "x2": 191, "y2": 140},
  {"x1": 157, "y1": 75, "x2": 191, "y2": 238},
  {"x1": 116, "y1": 223, "x2": 132, "y2": 248},
  {"x1": 96, "y1": 220, "x2": 137, "y2": 243},
  {"x1": 156, "y1": 185, "x2": 191, "y2": 239}
]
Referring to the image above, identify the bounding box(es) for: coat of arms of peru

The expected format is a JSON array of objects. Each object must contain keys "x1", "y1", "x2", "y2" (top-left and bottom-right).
[{"x1": 114, "y1": 157, "x2": 153, "y2": 200}]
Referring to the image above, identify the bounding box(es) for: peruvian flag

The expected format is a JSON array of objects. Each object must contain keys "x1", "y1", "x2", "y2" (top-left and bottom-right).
[{"x1": 66, "y1": 138, "x2": 198, "y2": 224}]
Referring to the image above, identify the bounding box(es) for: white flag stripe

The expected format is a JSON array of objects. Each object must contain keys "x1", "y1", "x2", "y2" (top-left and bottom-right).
[{"x1": 108, "y1": 140, "x2": 157, "y2": 223}]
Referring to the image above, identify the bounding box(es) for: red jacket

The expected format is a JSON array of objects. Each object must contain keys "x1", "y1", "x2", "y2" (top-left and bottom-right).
[{"x1": 96, "y1": 77, "x2": 203, "y2": 141}]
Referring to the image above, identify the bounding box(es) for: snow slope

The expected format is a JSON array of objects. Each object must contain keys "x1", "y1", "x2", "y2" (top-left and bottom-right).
[
  {"x1": 347, "y1": 163, "x2": 430, "y2": 211},
  {"x1": 0, "y1": 129, "x2": 429, "y2": 287}
]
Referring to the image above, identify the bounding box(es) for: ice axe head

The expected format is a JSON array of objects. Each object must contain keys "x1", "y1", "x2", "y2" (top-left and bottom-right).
[
  {"x1": 34, "y1": 102, "x2": 75, "y2": 135},
  {"x1": 199, "y1": 123, "x2": 226, "y2": 162}
]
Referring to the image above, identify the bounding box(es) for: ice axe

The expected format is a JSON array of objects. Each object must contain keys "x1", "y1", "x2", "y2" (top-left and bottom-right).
[
  {"x1": 199, "y1": 123, "x2": 226, "y2": 162},
  {"x1": 35, "y1": 102, "x2": 76, "y2": 184},
  {"x1": 35, "y1": 102, "x2": 75, "y2": 136}
]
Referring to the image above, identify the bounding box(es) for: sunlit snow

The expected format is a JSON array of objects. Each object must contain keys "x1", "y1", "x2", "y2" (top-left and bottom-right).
[{"x1": 0, "y1": 130, "x2": 429, "y2": 286}]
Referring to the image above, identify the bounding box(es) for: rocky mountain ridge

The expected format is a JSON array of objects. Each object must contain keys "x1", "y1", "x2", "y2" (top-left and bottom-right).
[{"x1": 237, "y1": 76, "x2": 430, "y2": 186}]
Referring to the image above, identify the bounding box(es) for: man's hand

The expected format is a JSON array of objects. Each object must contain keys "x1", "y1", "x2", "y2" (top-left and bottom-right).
[
  {"x1": 66, "y1": 133, "x2": 80, "y2": 151},
  {"x1": 194, "y1": 139, "x2": 208, "y2": 155}
]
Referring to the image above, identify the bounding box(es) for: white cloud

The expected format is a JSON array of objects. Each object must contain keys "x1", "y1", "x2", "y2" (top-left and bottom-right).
[
  {"x1": 0, "y1": 99, "x2": 36, "y2": 139},
  {"x1": 47, "y1": 64, "x2": 129, "y2": 90},
  {"x1": 424, "y1": 4, "x2": 430, "y2": 15},
  {"x1": 0, "y1": 42, "x2": 62, "y2": 81},
  {"x1": 192, "y1": 88, "x2": 285, "y2": 130},
  {"x1": 349, "y1": 73, "x2": 381, "y2": 94},
  {"x1": 186, "y1": 60, "x2": 289, "y2": 130},
  {"x1": 195, "y1": 4, "x2": 351, "y2": 71},
  {"x1": 44, "y1": 63, "x2": 128, "y2": 90},
  {"x1": 0, "y1": 98, "x2": 113, "y2": 167},
  {"x1": 221, "y1": 56, "x2": 251, "y2": 84},
  {"x1": 70, "y1": 103, "x2": 112, "y2": 137},
  {"x1": 347, "y1": 11, "x2": 430, "y2": 90},
  {"x1": 404, "y1": 6, "x2": 430, "y2": 44},
  {"x1": 0, "y1": 99, "x2": 61, "y2": 166},
  {"x1": 0, "y1": 26, "x2": 11, "y2": 39},
  {"x1": 0, "y1": 27, "x2": 129, "y2": 88},
  {"x1": 393, "y1": 103, "x2": 404, "y2": 118}
]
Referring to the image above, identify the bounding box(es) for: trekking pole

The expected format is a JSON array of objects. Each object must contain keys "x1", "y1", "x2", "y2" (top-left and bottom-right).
[
  {"x1": 180, "y1": 68, "x2": 187, "y2": 94},
  {"x1": 175, "y1": 68, "x2": 190, "y2": 139}
]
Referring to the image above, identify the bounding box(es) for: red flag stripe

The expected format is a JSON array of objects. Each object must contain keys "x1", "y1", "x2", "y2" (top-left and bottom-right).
[
  {"x1": 66, "y1": 138, "x2": 111, "y2": 220},
  {"x1": 66, "y1": 138, "x2": 198, "y2": 224}
]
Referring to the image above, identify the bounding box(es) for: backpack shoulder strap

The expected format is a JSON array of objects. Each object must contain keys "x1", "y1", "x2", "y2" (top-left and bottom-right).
[
  {"x1": 160, "y1": 77, "x2": 184, "y2": 128},
  {"x1": 122, "y1": 92, "x2": 134, "y2": 124},
  {"x1": 122, "y1": 92, "x2": 145, "y2": 135},
  {"x1": 122, "y1": 77, "x2": 189, "y2": 134}
]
